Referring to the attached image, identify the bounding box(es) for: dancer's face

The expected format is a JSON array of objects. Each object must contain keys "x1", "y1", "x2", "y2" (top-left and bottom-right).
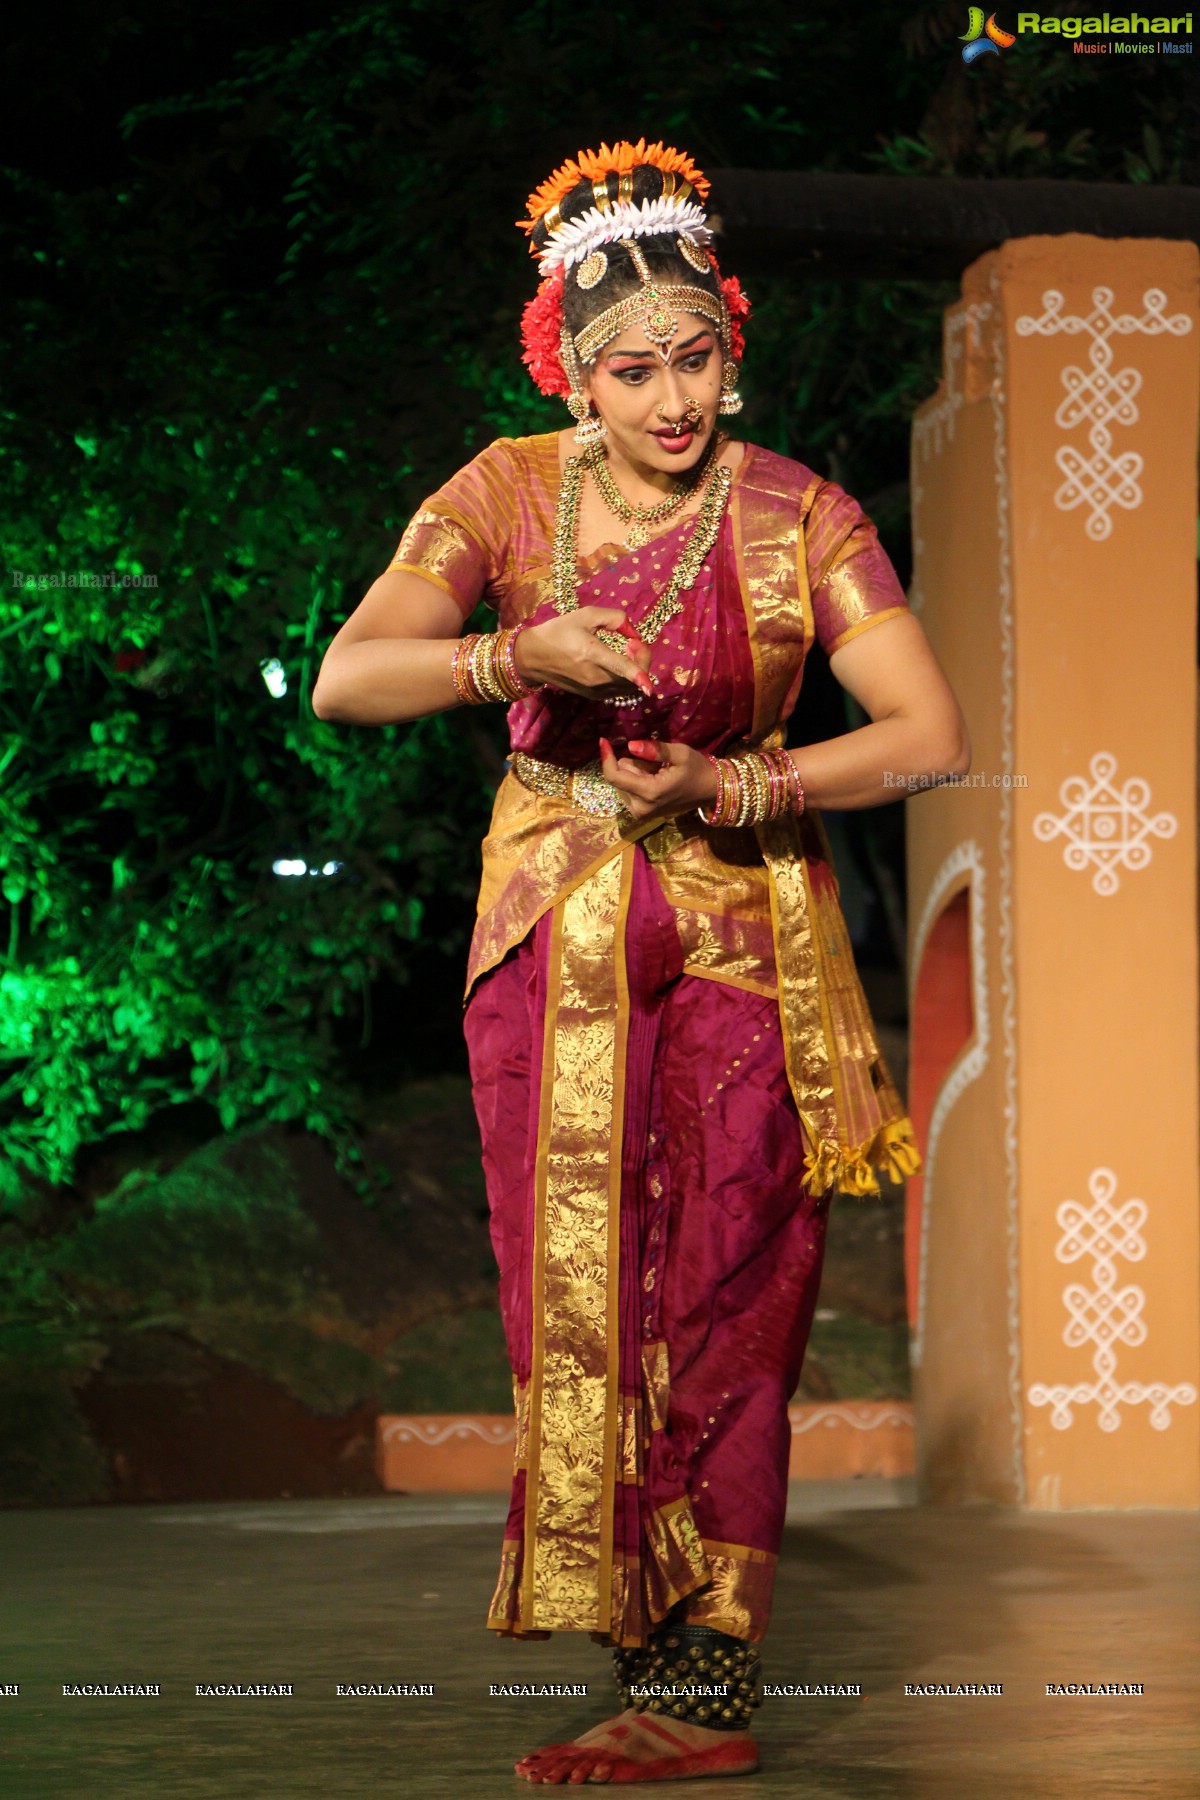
[{"x1": 584, "y1": 314, "x2": 724, "y2": 477}]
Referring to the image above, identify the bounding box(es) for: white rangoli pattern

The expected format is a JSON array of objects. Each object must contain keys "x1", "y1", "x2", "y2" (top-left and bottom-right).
[
  {"x1": 1014, "y1": 286, "x2": 1193, "y2": 541},
  {"x1": 1033, "y1": 751, "x2": 1177, "y2": 896},
  {"x1": 1027, "y1": 1167, "x2": 1198, "y2": 1433}
]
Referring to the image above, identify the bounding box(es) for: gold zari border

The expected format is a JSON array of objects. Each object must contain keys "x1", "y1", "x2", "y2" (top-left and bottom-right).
[
  {"x1": 489, "y1": 1532, "x2": 779, "y2": 1648},
  {"x1": 520, "y1": 851, "x2": 633, "y2": 1633},
  {"x1": 677, "y1": 1540, "x2": 778, "y2": 1645}
]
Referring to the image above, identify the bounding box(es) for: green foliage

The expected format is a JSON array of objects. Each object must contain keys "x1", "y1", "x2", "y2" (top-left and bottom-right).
[
  {"x1": 1, "y1": 355, "x2": 498, "y2": 1196},
  {"x1": 0, "y1": 1132, "x2": 327, "y2": 1381},
  {"x1": 884, "y1": 1, "x2": 1194, "y2": 181},
  {"x1": 805, "y1": 1313, "x2": 912, "y2": 1400},
  {"x1": 46, "y1": 1134, "x2": 327, "y2": 1316},
  {"x1": 0, "y1": 1373, "x2": 111, "y2": 1508},
  {"x1": 377, "y1": 1306, "x2": 513, "y2": 1413},
  {"x1": 1, "y1": 0, "x2": 1187, "y2": 1203},
  {"x1": 0, "y1": 1113, "x2": 512, "y2": 1500}
]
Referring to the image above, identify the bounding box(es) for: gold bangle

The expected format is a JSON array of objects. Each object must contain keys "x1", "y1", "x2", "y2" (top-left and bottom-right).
[
  {"x1": 451, "y1": 634, "x2": 484, "y2": 704},
  {"x1": 736, "y1": 752, "x2": 766, "y2": 825},
  {"x1": 452, "y1": 629, "x2": 540, "y2": 706}
]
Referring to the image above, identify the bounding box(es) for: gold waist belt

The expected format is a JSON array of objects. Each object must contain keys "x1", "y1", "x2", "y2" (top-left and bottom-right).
[{"x1": 509, "y1": 750, "x2": 626, "y2": 818}]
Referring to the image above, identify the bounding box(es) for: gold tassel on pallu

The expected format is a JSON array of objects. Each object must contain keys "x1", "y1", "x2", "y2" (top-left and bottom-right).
[
  {"x1": 757, "y1": 811, "x2": 923, "y2": 1200},
  {"x1": 803, "y1": 1115, "x2": 923, "y2": 1199}
]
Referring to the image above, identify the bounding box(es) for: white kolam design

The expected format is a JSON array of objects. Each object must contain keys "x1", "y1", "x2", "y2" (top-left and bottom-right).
[
  {"x1": 789, "y1": 1403, "x2": 913, "y2": 1435},
  {"x1": 987, "y1": 266, "x2": 1025, "y2": 1502},
  {"x1": 1014, "y1": 286, "x2": 1193, "y2": 541},
  {"x1": 1027, "y1": 1167, "x2": 1198, "y2": 1432},
  {"x1": 380, "y1": 1417, "x2": 515, "y2": 1447},
  {"x1": 537, "y1": 197, "x2": 713, "y2": 275},
  {"x1": 908, "y1": 841, "x2": 989, "y2": 1373},
  {"x1": 909, "y1": 301, "x2": 992, "y2": 616},
  {"x1": 1033, "y1": 750, "x2": 1177, "y2": 897}
]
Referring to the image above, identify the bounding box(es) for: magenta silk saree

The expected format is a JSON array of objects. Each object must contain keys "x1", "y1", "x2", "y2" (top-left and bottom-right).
[{"x1": 387, "y1": 433, "x2": 922, "y2": 1651}]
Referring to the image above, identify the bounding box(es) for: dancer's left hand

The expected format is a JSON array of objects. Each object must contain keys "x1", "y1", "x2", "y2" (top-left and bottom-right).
[{"x1": 598, "y1": 737, "x2": 720, "y2": 824}]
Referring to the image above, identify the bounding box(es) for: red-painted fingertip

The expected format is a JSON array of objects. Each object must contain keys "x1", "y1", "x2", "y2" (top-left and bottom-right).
[{"x1": 598, "y1": 736, "x2": 614, "y2": 761}]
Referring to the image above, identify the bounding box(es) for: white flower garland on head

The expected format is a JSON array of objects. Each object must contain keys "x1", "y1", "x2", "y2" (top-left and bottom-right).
[{"x1": 536, "y1": 196, "x2": 713, "y2": 275}]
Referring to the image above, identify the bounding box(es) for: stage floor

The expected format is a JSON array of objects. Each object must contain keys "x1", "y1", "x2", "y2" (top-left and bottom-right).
[{"x1": 0, "y1": 1484, "x2": 1195, "y2": 1798}]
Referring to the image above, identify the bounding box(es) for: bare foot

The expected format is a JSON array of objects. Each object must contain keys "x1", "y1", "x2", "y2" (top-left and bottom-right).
[{"x1": 514, "y1": 1706, "x2": 757, "y2": 1783}]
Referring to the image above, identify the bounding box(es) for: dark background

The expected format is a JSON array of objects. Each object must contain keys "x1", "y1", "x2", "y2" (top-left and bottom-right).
[{"x1": 1, "y1": 0, "x2": 1194, "y2": 1505}]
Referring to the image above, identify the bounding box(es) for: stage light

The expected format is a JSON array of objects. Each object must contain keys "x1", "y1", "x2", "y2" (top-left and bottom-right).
[{"x1": 271, "y1": 858, "x2": 343, "y2": 878}]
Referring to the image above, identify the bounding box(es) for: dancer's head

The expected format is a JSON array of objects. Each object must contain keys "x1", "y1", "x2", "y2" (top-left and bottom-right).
[{"x1": 518, "y1": 140, "x2": 750, "y2": 472}]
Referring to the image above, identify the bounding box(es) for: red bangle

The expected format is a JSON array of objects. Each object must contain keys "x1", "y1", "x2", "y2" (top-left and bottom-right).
[
  {"x1": 696, "y1": 751, "x2": 726, "y2": 825},
  {"x1": 503, "y1": 619, "x2": 543, "y2": 699}
]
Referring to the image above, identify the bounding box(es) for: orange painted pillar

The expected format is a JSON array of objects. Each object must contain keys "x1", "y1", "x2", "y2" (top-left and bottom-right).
[{"x1": 906, "y1": 234, "x2": 1200, "y2": 1508}]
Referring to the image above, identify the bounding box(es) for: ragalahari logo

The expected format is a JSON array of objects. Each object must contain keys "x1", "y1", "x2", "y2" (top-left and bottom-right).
[{"x1": 961, "y1": 7, "x2": 1017, "y2": 58}]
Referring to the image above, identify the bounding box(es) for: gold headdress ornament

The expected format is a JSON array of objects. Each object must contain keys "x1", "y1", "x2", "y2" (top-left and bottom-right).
[
  {"x1": 573, "y1": 237, "x2": 726, "y2": 366},
  {"x1": 518, "y1": 140, "x2": 747, "y2": 425}
]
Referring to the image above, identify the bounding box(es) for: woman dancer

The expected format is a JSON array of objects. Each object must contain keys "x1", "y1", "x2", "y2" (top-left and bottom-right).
[{"x1": 313, "y1": 139, "x2": 968, "y2": 1785}]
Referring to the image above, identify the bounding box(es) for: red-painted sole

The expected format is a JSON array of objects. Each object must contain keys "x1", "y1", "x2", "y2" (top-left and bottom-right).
[{"x1": 516, "y1": 1735, "x2": 760, "y2": 1783}]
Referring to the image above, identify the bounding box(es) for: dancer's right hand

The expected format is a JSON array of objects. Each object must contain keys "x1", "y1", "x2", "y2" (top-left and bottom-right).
[{"x1": 514, "y1": 607, "x2": 653, "y2": 700}]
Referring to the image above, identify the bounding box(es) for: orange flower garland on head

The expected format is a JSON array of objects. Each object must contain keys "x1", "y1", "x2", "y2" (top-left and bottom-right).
[{"x1": 517, "y1": 137, "x2": 712, "y2": 243}]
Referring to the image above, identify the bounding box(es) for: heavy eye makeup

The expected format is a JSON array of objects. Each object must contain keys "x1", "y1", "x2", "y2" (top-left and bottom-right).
[{"x1": 605, "y1": 338, "x2": 715, "y2": 385}]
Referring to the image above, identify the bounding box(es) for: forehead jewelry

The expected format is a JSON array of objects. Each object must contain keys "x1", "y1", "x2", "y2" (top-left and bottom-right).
[{"x1": 574, "y1": 238, "x2": 727, "y2": 368}]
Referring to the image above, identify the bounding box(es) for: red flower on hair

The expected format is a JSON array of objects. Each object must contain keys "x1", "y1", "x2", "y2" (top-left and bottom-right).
[
  {"x1": 718, "y1": 270, "x2": 751, "y2": 364},
  {"x1": 520, "y1": 270, "x2": 571, "y2": 399}
]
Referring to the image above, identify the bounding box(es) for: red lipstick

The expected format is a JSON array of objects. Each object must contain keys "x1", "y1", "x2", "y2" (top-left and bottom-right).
[{"x1": 651, "y1": 426, "x2": 696, "y2": 455}]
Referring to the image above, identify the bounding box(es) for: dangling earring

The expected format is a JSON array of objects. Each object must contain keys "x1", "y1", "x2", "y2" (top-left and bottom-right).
[
  {"x1": 561, "y1": 323, "x2": 607, "y2": 444},
  {"x1": 718, "y1": 358, "x2": 744, "y2": 417},
  {"x1": 568, "y1": 394, "x2": 607, "y2": 446}
]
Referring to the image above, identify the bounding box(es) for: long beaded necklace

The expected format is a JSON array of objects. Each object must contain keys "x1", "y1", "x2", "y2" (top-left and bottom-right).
[
  {"x1": 585, "y1": 439, "x2": 715, "y2": 551},
  {"x1": 552, "y1": 447, "x2": 733, "y2": 705}
]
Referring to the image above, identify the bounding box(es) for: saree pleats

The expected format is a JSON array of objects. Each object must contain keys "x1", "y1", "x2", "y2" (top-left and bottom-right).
[
  {"x1": 525, "y1": 850, "x2": 629, "y2": 1634},
  {"x1": 465, "y1": 847, "x2": 830, "y2": 1650}
]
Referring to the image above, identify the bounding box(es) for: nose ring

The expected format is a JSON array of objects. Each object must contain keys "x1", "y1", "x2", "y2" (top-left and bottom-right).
[{"x1": 656, "y1": 396, "x2": 706, "y2": 436}]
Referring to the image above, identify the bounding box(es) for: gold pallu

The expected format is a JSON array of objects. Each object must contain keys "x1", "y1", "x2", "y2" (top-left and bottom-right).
[{"x1": 470, "y1": 767, "x2": 918, "y2": 1199}]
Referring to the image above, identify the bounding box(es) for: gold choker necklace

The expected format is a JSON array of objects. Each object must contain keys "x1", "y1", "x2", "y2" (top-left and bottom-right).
[{"x1": 585, "y1": 439, "x2": 716, "y2": 551}]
